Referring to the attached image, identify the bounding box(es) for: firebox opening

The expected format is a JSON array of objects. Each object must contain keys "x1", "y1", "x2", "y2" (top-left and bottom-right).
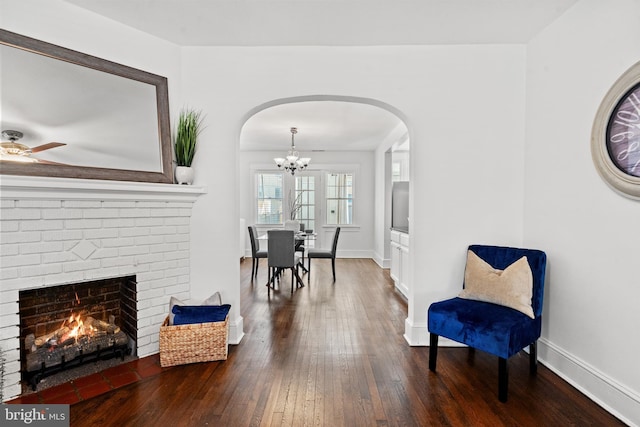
[{"x1": 18, "y1": 276, "x2": 138, "y2": 390}]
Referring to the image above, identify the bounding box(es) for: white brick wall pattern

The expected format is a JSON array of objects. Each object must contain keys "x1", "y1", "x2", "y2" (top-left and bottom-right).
[{"x1": 0, "y1": 176, "x2": 205, "y2": 401}]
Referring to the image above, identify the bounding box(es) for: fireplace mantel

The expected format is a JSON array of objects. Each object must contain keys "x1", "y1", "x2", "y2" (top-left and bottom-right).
[{"x1": 0, "y1": 175, "x2": 207, "y2": 201}]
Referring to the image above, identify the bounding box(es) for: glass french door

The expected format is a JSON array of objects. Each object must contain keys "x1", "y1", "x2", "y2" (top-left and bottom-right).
[{"x1": 294, "y1": 174, "x2": 317, "y2": 233}]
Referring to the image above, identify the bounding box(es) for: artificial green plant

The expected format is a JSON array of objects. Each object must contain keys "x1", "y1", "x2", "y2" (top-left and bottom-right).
[{"x1": 174, "y1": 108, "x2": 204, "y2": 167}]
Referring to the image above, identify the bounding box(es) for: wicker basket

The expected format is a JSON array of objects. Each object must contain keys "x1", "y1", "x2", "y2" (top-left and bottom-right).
[{"x1": 159, "y1": 314, "x2": 229, "y2": 367}]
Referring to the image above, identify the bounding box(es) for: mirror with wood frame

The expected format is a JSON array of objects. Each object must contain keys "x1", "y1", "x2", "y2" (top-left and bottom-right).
[{"x1": 0, "y1": 29, "x2": 173, "y2": 183}]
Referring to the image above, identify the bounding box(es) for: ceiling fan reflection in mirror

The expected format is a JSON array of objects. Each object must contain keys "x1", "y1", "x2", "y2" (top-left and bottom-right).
[{"x1": 0, "y1": 130, "x2": 66, "y2": 164}]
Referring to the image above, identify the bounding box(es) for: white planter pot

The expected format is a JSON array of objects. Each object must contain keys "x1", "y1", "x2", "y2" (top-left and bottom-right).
[{"x1": 175, "y1": 166, "x2": 194, "y2": 185}]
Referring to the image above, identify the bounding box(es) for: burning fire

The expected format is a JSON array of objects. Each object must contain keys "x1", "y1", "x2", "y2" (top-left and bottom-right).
[
  {"x1": 60, "y1": 293, "x2": 96, "y2": 341},
  {"x1": 31, "y1": 292, "x2": 120, "y2": 351},
  {"x1": 64, "y1": 313, "x2": 95, "y2": 339},
  {"x1": 58, "y1": 312, "x2": 96, "y2": 344},
  {"x1": 51, "y1": 293, "x2": 99, "y2": 345}
]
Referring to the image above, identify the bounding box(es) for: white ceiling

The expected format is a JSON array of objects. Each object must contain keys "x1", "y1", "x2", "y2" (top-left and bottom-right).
[
  {"x1": 59, "y1": 0, "x2": 578, "y2": 153},
  {"x1": 64, "y1": 0, "x2": 578, "y2": 47}
]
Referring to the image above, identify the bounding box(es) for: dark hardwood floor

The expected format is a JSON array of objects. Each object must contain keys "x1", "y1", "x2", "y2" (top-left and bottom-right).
[{"x1": 71, "y1": 258, "x2": 624, "y2": 426}]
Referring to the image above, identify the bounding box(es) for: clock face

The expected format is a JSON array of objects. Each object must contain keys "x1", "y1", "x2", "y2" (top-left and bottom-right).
[{"x1": 606, "y1": 83, "x2": 640, "y2": 177}]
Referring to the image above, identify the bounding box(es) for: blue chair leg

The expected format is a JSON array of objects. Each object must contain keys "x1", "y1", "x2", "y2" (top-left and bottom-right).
[
  {"x1": 499, "y1": 357, "x2": 508, "y2": 402},
  {"x1": 530, "y1": 341, "x2": 538, "y2": 374},
  {"x1": 429, "y1": 333, "x2": 438, "y2": 371}
]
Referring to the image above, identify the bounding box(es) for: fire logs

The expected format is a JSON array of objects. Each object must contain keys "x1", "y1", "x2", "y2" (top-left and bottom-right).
[
  {"x1": 86, "y1": 317, "x2": 120, "y2": 334},
  {"x1": 26, "y1": 331, "x2": 129, "y2": 372},
  {"x1": 25, "y1": 316, "x2": 128, "y2": 373}
]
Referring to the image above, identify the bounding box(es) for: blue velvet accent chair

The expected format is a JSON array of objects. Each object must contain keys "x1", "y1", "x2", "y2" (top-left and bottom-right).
[{"x1": 427, "y1": 244, "x2": 547, "y2": 402}]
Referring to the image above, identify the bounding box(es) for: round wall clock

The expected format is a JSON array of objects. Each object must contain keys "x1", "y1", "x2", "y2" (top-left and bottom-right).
[{"x1": 592, "y1": 60, "x2": 640, "y2": 200}]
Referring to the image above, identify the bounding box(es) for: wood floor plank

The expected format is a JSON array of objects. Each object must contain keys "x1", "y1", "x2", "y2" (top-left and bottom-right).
[{"x1": 70, "y1": 258, "x2": 625, "y2": 426}]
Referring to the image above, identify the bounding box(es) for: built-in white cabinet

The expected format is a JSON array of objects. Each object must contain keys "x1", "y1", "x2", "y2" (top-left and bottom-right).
[
  {"x1": 390, "y1": 241, "x2": 401, "y2": 282},
  {"x1": 390, "y1": 230, "x2": 409, "y2": 297}
]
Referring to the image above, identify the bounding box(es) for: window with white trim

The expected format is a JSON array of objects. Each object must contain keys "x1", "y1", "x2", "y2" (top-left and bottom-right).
[
  {"x1": 326, "y1": 172, "x2": 353, "y2": 225},
  {"x1": 256, "y1": 172, "x2": 283, "y2": 225}
]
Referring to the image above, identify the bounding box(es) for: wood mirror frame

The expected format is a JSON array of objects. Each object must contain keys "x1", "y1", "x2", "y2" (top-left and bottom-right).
[{"x1": 0, "y1": 29, "x2": 173, "y2": 183}]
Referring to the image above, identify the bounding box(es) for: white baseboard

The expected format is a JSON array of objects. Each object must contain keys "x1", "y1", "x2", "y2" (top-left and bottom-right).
[
  {"x1": 228, "y1": 315, "x2": 245, "y2": 345},
  {"x1": 372, "y1": 253, "x2": 390, "y2": 269},
  {"x1": 403, "y1": 317, "x2": 429, "y2": 346},
  {"x1": 395, "y1": 282, "x2": 408, "y2": 298},
  {"x1": 334, "y1": 249, "x2": 374, "y2": 259},
  {"x1": 538, "y1": 338, "x2": 639, "y2": 426}
]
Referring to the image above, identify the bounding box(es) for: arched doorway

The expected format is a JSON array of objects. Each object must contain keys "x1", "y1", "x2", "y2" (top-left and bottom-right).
[{"x1": 237, "y1": 94, "x2": 411, "y2": 331}]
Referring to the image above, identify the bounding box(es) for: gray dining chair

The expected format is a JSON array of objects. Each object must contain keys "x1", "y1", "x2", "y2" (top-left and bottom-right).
[
  {"x1": 248, "y1": 226, "x2": 267, "y2": 279},
  {"x1": 267, "y1": 230, "x2": 304, "y2": 294},
  {"x1": 307, "y1": 227, "x2": 341, "y2": 281},
  {"x1": 284, "y1": 220, "x2": 305, "y2": 264}
]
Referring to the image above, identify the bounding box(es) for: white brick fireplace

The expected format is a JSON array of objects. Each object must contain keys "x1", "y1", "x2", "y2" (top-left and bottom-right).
[{"x1": 0, "y1": 175, "x2": 205, "y2": 401}]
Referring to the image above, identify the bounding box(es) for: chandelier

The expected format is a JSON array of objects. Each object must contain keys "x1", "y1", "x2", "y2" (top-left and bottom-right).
[{"x1": 274, "y1": 127, "x2": 310, "y2": 175}]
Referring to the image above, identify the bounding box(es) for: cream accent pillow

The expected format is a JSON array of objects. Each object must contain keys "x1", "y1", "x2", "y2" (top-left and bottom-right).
[{"x1": 459, "y1": 250, "x2": 534, "y2": 319}]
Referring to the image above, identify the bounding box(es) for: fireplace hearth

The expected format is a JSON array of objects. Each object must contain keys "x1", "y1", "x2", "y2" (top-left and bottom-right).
[{"x1": 19, "y1": 276, "x2": 137, "y2": 390}]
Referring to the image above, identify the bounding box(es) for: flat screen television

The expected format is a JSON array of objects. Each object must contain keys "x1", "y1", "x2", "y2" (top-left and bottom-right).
[{"x1": 391, "y1": 181, "x2": 409, "y2": 233}]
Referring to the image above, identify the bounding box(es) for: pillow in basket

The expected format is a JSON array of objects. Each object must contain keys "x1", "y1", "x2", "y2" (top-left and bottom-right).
[
  {"x1": 169, "y1": 296, "x2": 186, "y2": 325},
  {"x1": 169, "y1": 292, "x2": 223, "y2": 325},
  {"x1": 171, "y1": 304, "x2": 231, "y2": 326}
]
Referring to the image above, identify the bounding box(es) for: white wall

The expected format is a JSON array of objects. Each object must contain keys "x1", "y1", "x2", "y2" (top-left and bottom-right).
[{"x1": 525, "y1": 0, "x2": 640, "y2": 423}]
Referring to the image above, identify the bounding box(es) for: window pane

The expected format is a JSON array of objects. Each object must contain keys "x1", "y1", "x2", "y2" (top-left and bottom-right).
[
  {"x1": 326, "y1": 199, "x2": 338, "y2": 224},
  {"x1": 294, "y1": 175, "x2": 315, "y2": 229},
  {"x1": 326, "y1": 173, "x2": 353, "y2": 225},
  {"x1": 256, "y1": 173, "x2": 283, "y2": 224},
  {"x1": 257, "y1": 200, "x2": 282, "y2": 224}
]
